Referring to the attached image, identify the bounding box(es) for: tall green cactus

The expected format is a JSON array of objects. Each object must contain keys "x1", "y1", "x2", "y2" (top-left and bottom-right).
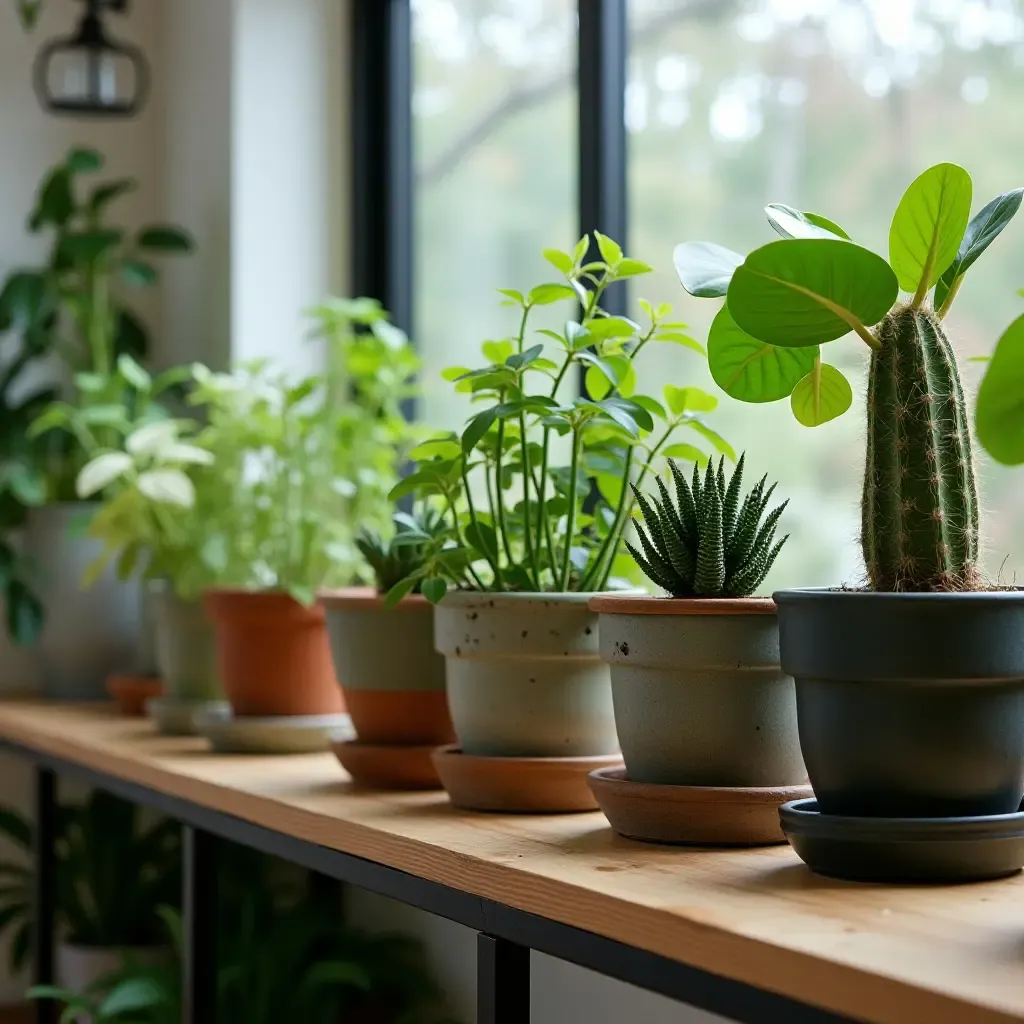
[
  {"x1": 674, "y1": 164, "x2": 1024, "y2": 592},
  {"x1": 863, "y1": 306, "x2": 980, "y2": 591}
]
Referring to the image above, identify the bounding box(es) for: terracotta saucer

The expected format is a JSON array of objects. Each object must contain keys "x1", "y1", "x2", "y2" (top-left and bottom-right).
[
  {"x1": 432, "y1": 745, "x2": 623, "y2": 813},
  {"x1": 588, "y1": 768, "x2": 813, "y2": 846},
  {"x1": 331, "y1": 739, "x2": 445, "y2": 790},
  {"x1": 106, "y1": 675, "x2": 163, "y2": 717}
]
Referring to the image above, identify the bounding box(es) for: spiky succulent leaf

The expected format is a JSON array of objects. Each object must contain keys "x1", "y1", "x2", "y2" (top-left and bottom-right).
[{"x1": 626, "y1": 454, "x2": 789, "y2": 598}]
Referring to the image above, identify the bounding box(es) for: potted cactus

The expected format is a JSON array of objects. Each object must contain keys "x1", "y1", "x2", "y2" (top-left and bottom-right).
[
  {"x1": 390, "y1": 234, "x2": 732, "y2": 810},
  {"x1": 591, "y1": 454, "x2": 804, "y2": 789},
  {"x1": 675, "y1": 163, "x2": 1024, "y2": 820},
  {"x1": 321, "y1": 508, "x2": 455, "y2": 789}
]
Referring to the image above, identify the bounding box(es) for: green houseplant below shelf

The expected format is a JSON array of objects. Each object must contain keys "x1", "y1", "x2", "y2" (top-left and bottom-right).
[
  {"x1": 390, "y1": 234, "x2": 732, "y2": 812},
  {"x1": 191, "y1": 298, "x2": 419, "y2": 741},
  {"x1": 673, "y1": 163, "x2": 1024, "y2": 835}
]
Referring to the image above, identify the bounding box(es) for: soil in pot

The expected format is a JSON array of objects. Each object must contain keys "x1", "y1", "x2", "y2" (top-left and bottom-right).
[
  {"x1": 775, "y1": 589, "x2": 1024, "y2": 818},
  {"x1": 434, "y1": 591, "x2": 619, "y2": 758},
  {"x1": 591, "y1": 595, "x2": 805, "y2": 788},
  {"x1": 321, "y1": 588, "x2": 453, "y2": 745},
  {"x1": 150, "y1": 582, "x2": 221, "y2": 703},
  {"x1": 205, "y1": 590, "x2": 343, "y2": 717}
]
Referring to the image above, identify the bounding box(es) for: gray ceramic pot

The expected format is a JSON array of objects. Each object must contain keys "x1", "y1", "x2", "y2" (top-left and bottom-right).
[
  {"x1": 775, "y1": 588, "x2": 1024, "y2": 818},
  {"x1": 149, "y1": 581, "x2": 220, "y2": 703},
  {"x1": 592, "y1": 595, "x2": 805, "y2": 787},
  {"x1": 434, "y1": 591, "x2": 619, "y2": 757},
  {"x1": 321, "y1": 588, "x2": 453, "y2": 745},
  {"x1": 27, "y1": 503, "x2": 140, "y2": 700}
]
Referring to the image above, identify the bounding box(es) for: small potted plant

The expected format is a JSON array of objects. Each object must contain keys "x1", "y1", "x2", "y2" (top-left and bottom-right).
[
  {"x1": 20, "y1": 146, "x2": 194, "y2": 699},
  {"x1": 192, "y1": 299, "x2": 418, "y2": 752},
  {"x1": 675, "y1": 164, "x2": 1024, "y2": 879},
  {"x1": 69, "y1": 366, "x2": 224, "y2": 732},
  {"x1": 321, "y1": 506, "x2": 454, "y2": 789},
  {"x1": 392, "y1": 234, "x2": 732, "y2": 811},
  {"x1": 589, "y1": 455, "x2": 810, "y2": 845}
]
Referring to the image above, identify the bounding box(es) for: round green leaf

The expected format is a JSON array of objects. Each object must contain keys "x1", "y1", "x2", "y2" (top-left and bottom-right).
[
  {"x1": 661, "y1": 443, "x2": 707, "y2": 462},
  {"x1": 421, "y1": 577, "x2": 448, "y2": 604},
  {"x1": 977, "y1": 312, "x2": 1024, "y2": 465},
  {"x1": 765, "y1": 204, "x2": 849, "y2": 240},
  {"x1": 707, "y1": 305, "x2": 818, "y2": 403},
  {"x1": 136, "y1": 226, "x2": 195, "y2": 252},
  {"x1": 673, "y1": 241, "x2": 744, "y2": 298},
  {"x1": 728, "y1": 238, "x2": 897, "y2": 347},
  {"x1": 790, "y1": 362, "x2": 853, "y2": 426},
  {"x1": 663, "y1": 384, "x2": 717, "y2": 415},
  {"x1": 889, "y1": 163, "x2": 972, "y2": 296}
]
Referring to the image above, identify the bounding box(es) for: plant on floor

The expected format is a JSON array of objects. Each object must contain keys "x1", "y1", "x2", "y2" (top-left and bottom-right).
[
  {"x1": 675, "y1": 165, "x2": 1024, "y2": 592},
  {"x1": 387, "y1": 234, "x2": 731, "y2": 603},
  {"x1": 356, "y1": 507, "x2": 447, "y2": 594},
  {"x1": 188, "y1": 299, "x2": 419, "y2": 603},
  {"x1": 628, "y1": 454, "x2": 789, "y2": 598},
  {"x1": 14, "y1": 147, "x2": 193, "y2": 498},
  {"x1": 0, "y1": 792, "x2": 180, "y2": 972}
]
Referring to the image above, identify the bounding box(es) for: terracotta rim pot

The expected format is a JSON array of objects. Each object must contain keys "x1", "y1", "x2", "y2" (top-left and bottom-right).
[
  {"x1": 775, "y1": 588, "x2": 1024, "y2": 818},
  {"x1": 321, "y1": 587, "x2": 453, "y2": 745},
  {"x1": 590, "y1": 594, "x2": 805, "y2": 788},
  {"x1": 204, "y1": 589, "x2": 343, "y2": 718},
  {"x1": 434, "y1": 590, "x2": 619, "y2": 758}
]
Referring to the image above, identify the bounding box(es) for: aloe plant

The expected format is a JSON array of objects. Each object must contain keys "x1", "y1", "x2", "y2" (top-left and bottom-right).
[
  {"x1": 675, "y1": 166, "x2": 1023, "y2": 592},
  {"x1": 629, "y1": 455, "x2": 788, "y2": 598}
]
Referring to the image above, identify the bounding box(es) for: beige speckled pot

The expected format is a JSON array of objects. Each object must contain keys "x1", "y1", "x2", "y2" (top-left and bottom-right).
[
  {"x1": 434, "y1": 591, "x2": 619, "y2": 758},
  {"x1": 591, "y1": 594, "x2": 805, "y2": 787}
]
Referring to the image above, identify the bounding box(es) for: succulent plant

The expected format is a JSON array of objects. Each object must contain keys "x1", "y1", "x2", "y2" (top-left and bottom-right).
[
  {"x1": 357, "y1": 507, "x2": 446, "y2": 594},
  {"x1": 675, "y1": 164, "x2": 1024, "y2": 591},
  {"x1": 627, "y1": 454, "x2": 789, "y2": 598}
]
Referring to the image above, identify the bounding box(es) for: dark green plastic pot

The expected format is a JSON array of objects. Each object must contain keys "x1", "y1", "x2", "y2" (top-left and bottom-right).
[{"x1": 774, "y1": 588, "x2": 1024, "y2": 818}]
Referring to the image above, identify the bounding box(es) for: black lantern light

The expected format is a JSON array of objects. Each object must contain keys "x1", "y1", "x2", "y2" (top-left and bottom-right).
[{"x1": 34, "y1": 0, "x2": 149, "y2": 118}]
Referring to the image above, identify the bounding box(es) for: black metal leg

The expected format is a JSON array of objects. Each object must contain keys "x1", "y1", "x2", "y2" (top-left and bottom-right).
[
  {"x1": 478, "y1": 933, "x2": 530, "y2": 1024},
  {"x1": 33, "y1": 768, "x2": 56, "y2": 1024},
  {"x1": 182, "y1": 827, "x2": 218, "y2": 1024}
]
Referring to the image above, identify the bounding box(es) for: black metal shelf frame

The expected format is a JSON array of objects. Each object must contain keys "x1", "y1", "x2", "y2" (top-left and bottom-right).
[{"x1": 13, "y1": 741, "x2": 852, "y2": 1024}]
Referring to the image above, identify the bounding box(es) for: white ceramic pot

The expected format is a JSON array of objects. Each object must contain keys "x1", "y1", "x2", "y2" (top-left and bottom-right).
[{"x1": 26, "y1": 504, "x2": 140, "y2": 700}]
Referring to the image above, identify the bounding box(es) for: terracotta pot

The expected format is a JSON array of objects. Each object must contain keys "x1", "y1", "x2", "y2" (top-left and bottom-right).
[
  {"x1": 204, "y1": 590, "x2": 342, "y2": 717},
  {"x1": 434, "y1": 591, "x2": 620, "y2": 758},
  {"x1": 105, "y1": 675, "x2": 163, "y2": 717},
  {"x1": 321, "y1": 587, "x2": 453, "y2": 745},
  {"x1": 590, "y1": 594, "x2": 805, "y2": 788}
]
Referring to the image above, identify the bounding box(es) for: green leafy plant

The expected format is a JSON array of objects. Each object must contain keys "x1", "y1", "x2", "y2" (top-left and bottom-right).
[
  {"x1": 388, "y1": 234, "x2": 731, "y2": 603},
  {"x1": 628, "y1": 454, "x2": 789, "y2": 598},
  {"x1": 356, "y1": 507, "x2": 447, "y2": 594},
  {"x1": 0, "y1": 793, "x2": 180, "y2": 974},
  {"x1": 675, "y1": 165, "x2": 1023, "y2": 592},
  {"x1": 9, "y1": 147, "x2": 194, "y2": 498},
  {"x1": 188, "y1": 298, "x2": 419, "y2": 604},
  {"x1": 976, "y1": 294, "x2": 1024, "y2": 466}
]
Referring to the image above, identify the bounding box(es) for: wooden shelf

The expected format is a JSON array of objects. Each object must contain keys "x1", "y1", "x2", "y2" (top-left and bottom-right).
[{"x1": 0, "y1": 699, "x2": 1020, "y2": 1024}]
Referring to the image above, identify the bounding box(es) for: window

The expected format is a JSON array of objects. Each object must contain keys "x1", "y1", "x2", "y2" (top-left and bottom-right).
[{"x1": 356, "y1": 0, "x2": 1024, "y2": 591}]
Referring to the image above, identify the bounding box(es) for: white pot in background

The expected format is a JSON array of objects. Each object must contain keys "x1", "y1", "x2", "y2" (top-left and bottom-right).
[{"x1": 26, "y1": 504, "x2": 140, "y2": 700}]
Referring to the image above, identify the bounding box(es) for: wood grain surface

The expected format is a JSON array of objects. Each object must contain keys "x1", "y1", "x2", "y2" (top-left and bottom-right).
[{"x1": 0, "y1": 700, "x2": 1021, "y2": 1024}]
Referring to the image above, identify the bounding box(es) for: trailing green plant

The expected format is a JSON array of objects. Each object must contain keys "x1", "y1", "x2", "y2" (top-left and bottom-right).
[
  {"x1": 9, "y1": 146, "x2": 193, "y2": 498},
  {"x1": 357, "y1": 507, "x2": 447, "y2": 594},
  {"x1": 675, "y1": 165, "x2": 1024, "y2": 592},
  {"x1": 187, "y1": 298, "x2": 419, "y2": 603},
  {"x1": 387, "y1": 234, "x2": 731, "y2": 604},
  {"x1": 628, "y1": 454, "x2": 789, "y2": 598},
  {"x1": 0, "y1": 793, "x2": 180, "y2": 974}
]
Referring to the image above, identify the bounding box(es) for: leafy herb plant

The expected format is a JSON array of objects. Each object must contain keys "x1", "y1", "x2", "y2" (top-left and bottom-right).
[
  {"x1": 628, "y1": 454, "x2": 788, "y2": 598},
  {"x1": 189, "y1": 299, "x2": 419, "y2": 604},
  {"x1": 675, "y1": 164, "x2": 1023, "y2": 592},
  {"x1": 388, "y1": 234, "x2": 731, "y2": 603}
]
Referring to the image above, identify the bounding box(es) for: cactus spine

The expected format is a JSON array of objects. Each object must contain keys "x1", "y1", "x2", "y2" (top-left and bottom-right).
[{"x1": 862, "y1": 305, "x2": 980, "y2": 591}]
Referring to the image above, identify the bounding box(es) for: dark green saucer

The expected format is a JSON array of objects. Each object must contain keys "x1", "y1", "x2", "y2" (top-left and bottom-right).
[{"x1": 780, "y1": 798, "x2": 1024, "y2": 883}]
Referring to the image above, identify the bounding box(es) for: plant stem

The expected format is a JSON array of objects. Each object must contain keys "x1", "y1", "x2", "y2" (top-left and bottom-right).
[
  {"x1": 558, "y1": 427, "x2": 582, "y2": 591},
  {"x1": 936, "y1": 275, "x2": 963, "y2": 320},
  {"x1": 579, "y1": 446, "x2": 634, "y2": 590},
  {"x1": 494, "y1": 404, "x2": 514, "y2": 569},
  {"x1": 461, "y1": 461, "x2": 502, "y2": 589},
  {"x1": 533, "y1": 435, "x2": 554, "y2": 586},
  {"x1": 446, "y1": 484, "x2": 486, "y2": 590},
  {"x1": 518, "y1": 412, "x2": 539, "y2": 589}
]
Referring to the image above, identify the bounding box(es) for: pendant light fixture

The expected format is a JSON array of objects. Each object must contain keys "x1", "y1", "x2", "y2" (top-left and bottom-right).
[{"x1": 34, "y1": 0, "x2": 149, "y2": 118}]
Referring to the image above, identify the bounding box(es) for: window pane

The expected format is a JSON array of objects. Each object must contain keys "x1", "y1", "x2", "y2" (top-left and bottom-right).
[
  {"x1": 413, "y1": 0, "x2": 578, "y2": 431},
  {"x1": 629, "y1": 0, "x2": 1024, "y2": 590}
]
